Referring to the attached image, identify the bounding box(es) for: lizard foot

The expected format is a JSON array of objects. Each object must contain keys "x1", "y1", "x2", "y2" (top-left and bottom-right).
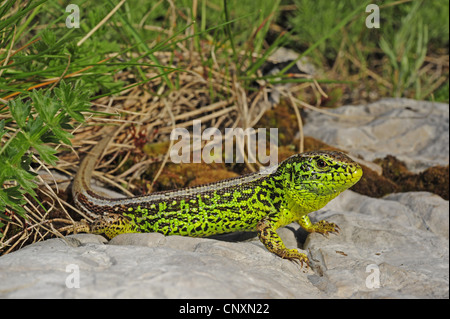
[
  {"x1": 310, "y1": 220, "x2": 340, "y2": 236},
  {"x1": 278, "y1": 248, "x2": 310, "y2": 267},
  {"x1": 299, "y1": 215, "x2": 340, "y2": 236},
  {"x1": 58, "y1": 220, "x2": 90, "y2": 235}
]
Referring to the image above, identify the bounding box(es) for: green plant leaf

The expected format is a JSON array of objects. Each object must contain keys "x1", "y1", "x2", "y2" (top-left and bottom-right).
[
  {"x1": 54, "y1": 80, "x2": 91, "y2": 123},
  {"x1": 9, "y1": 99, "x2": 31, "y2": 129},
  {"x1": 31, "y1": 142, "x2": 58, "y2": 166}
]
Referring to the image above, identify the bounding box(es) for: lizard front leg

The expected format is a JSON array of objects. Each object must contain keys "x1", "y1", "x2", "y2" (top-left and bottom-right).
[
  {"x1": 256, "y1": 218, "x2": 309, "y2": 267},
  {"x1": 298, "y1": 215, "x2": 340, "y2": 235}
]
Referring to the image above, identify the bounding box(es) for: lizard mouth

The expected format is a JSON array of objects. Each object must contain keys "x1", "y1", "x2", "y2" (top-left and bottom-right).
[
  {"x1": 336, "y1": 166, "x2": 363, "y2": 189},
  {"x1": 300, "y1": 166, "x2": 363, "y2": 195}
]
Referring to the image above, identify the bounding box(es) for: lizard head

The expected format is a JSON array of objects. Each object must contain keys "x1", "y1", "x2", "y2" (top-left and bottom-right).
[{"x1": 277, "y1": 150, "x2": 363, "y2": 211}]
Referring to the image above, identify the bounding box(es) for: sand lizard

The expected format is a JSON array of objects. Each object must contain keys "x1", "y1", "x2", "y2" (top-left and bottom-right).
[{"x1": 71, "y1": 131, "x2": 362, "y2": 266}]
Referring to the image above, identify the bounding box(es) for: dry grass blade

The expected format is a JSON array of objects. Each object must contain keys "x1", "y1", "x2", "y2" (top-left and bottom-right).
[{"x1": 286, "y1": 90, "x2": 304, "y2": 153}]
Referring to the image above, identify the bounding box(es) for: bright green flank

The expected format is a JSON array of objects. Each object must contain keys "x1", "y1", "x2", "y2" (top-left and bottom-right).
[{"x1": 71, "y1": 135, "x2": 362, "y2": 266}]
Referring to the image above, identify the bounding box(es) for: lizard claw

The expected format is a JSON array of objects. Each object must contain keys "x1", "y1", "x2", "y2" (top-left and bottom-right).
[
  {"x1": 283, "y1": 251, "x2": 310, "y2": 268},
  {"x1": 312, "y1": 220, "x2": 340, "y2": 235}
]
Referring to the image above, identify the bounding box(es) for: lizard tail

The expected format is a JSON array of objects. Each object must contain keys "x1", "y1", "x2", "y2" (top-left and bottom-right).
[{"x1": 72, "y1": 129, "x2": 115, "y2": 202}]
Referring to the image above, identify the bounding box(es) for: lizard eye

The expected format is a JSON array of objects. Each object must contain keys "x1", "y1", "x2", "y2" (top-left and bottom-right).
[{"x1": 316, "y1": 159, "x2": 327, "y2": 168}]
